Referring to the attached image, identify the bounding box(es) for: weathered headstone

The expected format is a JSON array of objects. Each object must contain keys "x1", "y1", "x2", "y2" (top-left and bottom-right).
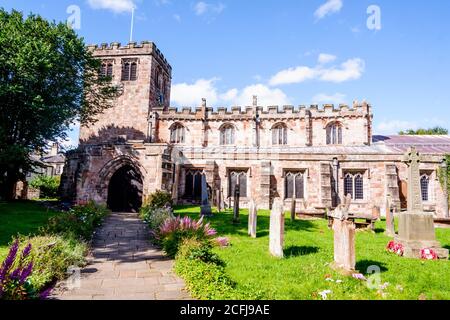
[
  {"x1": 385, "y1": 194, "x2": 395, "y2": 237},
  {"x1": 248, "y1": 199, "x2": 257, "y2": 238},
  {"x1": 200, "y1": 175, "x2": 212, "y2": 217},
  {"x1": 233, "y1": 184, "x2": 240, "y2": 223},
  {"x1": 269, "y1": 199, "x2": 285, "y2": 258},
  {"x1": 290, "y1": 196, "x2": 296, "y2": 221},
  {"x1": 396, "y1": 147, "x2": 449, "y2": 259},
  {"x1": 329, "y1": 194, "x2": 356, "y2": 275}
]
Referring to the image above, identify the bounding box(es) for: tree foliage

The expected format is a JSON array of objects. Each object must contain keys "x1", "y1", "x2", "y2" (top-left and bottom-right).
[
  {"x1": 399, "y1": 126, "x2": 449, "y2": 135},
  {"x1": 0, "y1": 9, "x2": 118, "y2": 198}
]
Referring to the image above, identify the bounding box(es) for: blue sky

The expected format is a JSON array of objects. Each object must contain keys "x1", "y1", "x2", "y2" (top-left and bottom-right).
[{"x1": 1, "y1": 0, "x2": 449, "y2": 147}]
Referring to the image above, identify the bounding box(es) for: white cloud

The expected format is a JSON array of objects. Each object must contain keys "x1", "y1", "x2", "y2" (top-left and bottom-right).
[
  {"x1": 173, "y1": 14, "x2": 181, "y2": 22},
  {"x1": 319, "y1": 58, "x2": 365, "y2": 83},
  {"x1": 171, "y1": 78, "x2": 220, "y2": 106},
  {"x1": 318, "y1": 53, "x2": 337, "y2": 64},
  {"x1": 312, "y1": 93, "x2": 347, "y2": 105},
  {"x1": 269, "y1": 55, "x2": 365, "y2": 86},
  {"x1": 314, "y1": 0, "x2": 343, "y2": 19},
  {"x1": 194, "y1": 2, "x2": 225, "y2": 16},
  {"x1": 171, "y1": 78, "x2": 290, "y2": 107},
  {"x1": 87, "y1": 0, "x2": 136, "y2": 13}
]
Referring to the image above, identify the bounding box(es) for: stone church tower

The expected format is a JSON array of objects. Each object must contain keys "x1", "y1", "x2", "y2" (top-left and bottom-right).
[{"x1": 79, "y1": 41, "x2": 172, "y2": 144}]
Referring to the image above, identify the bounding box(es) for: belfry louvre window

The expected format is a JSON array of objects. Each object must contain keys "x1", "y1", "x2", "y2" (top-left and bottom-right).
[
  {"x1": 170, "y1": 124, "x2": 185, "y2": 144},
  {"x1": 220, "y1": 124, "x2": 235, "y2": 145},
  {"x1": 420, "y1": 174, "x2": 430, "y2": 201},
  {"x1": 121, "y1": 59, "x2": 138, "y2": 81},
  {"x1": 272, "y1": 124, "x2": 288, "y2": 145},
  {"x1": 344, "y1": 172, "x2": 364, "y2": 200},
  {"x1": 228, "y1": 170, "x2": 248, "y2": 198},
  {"x1": 326, "y1": 123, "x2": 343, "y2": 145},
  {"x1": 284, "y1": 171, "x2": 305, "y2": 199}
]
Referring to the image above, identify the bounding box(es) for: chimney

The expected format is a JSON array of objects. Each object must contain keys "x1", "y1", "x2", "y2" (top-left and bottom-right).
[{"x1": 50, "y1": 143, "x2": 59, "y2": 156}]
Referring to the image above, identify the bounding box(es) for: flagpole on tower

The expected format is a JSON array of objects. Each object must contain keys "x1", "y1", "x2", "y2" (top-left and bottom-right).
[{"x1": 130, "y1": 6, "x2": 135, "y2": 42}]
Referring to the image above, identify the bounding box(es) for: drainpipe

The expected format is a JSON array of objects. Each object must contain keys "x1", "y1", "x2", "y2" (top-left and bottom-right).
[{"x1": 441, "y1": 159, "x2": 449, "y2": 218}]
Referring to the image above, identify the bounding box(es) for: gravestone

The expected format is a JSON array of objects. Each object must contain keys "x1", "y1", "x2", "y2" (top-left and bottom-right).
[
  {"x1": 290, "y1": 197, "x2": 296, "y2": 221},
  {"x1": 248, "y1": 199, "x2": 257, "y2": 238},
  {"x1": 269, "y1": 198, "x2": 284, "y2": 258},
  {"x1": 200, "y1": 175, "x2": 212, "y2": 217},
  {"x1": 233, "y1": 184, "x2": 240, "y2": 223},
  {"x1": 396, "y1": 147, "x2": 449, "y2": 259},
  {"x1": 329, "y1": 194, "x2": 356, "y2": 275},
  {"x1": 385, "y1": 194, "x2": 395, "y2": 237}
]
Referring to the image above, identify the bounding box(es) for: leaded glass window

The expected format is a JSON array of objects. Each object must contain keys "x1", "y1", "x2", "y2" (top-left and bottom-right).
[{"x1": 284, "y1": 171, "x2": 305, "y2": 199}]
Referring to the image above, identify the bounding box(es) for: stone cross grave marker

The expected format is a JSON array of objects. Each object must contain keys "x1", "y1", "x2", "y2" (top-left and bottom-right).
[
  {"x1": 248, "y1": 199, "x2": 257, "y2": 238},
  {"x1": 269, "y1": 198, "x2": 285, "y2": 258},
  {"x1": 396, "y1": 147, "x2": 449, "y2": 259}
]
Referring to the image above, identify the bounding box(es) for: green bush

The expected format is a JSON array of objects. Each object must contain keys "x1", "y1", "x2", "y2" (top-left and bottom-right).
[
  {"x1": 41, "y1": 201, "x2": 110, "y2": 240},
  {"x1": 174, "y1": 239, "x2": 259, "y2": 300},
  {"x1": 140, "y1": 206, "x2": 174, "y2": 232},
  {"x1": 17, "y1": 235, "x2": 87, "y2": 291},
  {"x1": 30, "y1": 175, "x2": 60, "y2": 199},
  {"x1": 143, "y1": 190, "x2": 173, "y2": 209}
]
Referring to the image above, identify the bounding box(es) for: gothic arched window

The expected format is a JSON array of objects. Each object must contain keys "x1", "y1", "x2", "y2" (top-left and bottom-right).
[
  {"x1": 100, "y1": 61, "x2": 114, "y2": 78},
  {"x1": 344, "y1": 172, "x2": 364, "y2": 200},
  {"x1": 184, "y1": 170, "x2": 203, "y2": 199},
  {"x1": 326, "y1": 122, "x2": 343, "y2": 145},
  {"x1": 170, "y1": 123, "x2": 185, "y2": 144},
  {"x1": 272, "y1": 123, "x2": 288, "y2": 145},
  {"x1": 228, "y1": 170, "x2": 248, "y2": 198},
  {"x1": 420, "y1": 174, "x2": 430, "y2": 201},
  {"x1": 220, "y1": 124, "x2": 235, "y2": 145},
  {"x1": 284, "y1": 171, "x2": 305, "y2": 199},
  {"x1": 121, "y1": 59, "x2": 138, "y2": 81}
]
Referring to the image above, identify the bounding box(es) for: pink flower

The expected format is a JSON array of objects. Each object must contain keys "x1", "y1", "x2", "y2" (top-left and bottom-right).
[
  {"x1": 352, "y1": 273, "x2": 367, "y2": 281},
  {"x1": 215, "y1": 237, "x2": 230, "y2": 247},
  {"x1": 420, "y1": 248, "x2": 438, "y2": 260}
]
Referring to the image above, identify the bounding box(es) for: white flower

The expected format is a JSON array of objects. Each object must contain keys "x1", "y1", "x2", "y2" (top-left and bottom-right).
[
  {"x1": 318, "y1": 290, "x2": 332, "y2": 300},
  {"x1": 325, "y1": 278, "x2": 334, "y2": 282},
  {"x1": 336, "y1": 280, "x2": 343, "y2": 284}
]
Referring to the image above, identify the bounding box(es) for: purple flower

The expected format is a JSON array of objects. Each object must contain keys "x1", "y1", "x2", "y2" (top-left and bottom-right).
[
  {"x1": 0, "y1": 239, "x2": 19, "y2": 280},
  {"x1": 9, "y1": 267, "x2": 21, "y2": 281},
  {"x1": 21, "y1": 243, "x2": 32, "y2": 259},
  {"x1": 39, "y1": 283, "x2": 55, "y2": 300},
  {"x1": 19, "y1": 262, "x2": 33, "y2": 284}
]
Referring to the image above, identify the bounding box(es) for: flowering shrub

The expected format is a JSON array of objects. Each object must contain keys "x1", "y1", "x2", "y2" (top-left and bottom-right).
[
  {"x1": 140, "y1": 206, "x2": 174, "y2": 232},
  {"x1": 421, "y1": 248, "x2": 438, "y2": 260},
  {"x1": 41, "y1": 201, "x2": 110, "y2": 240},
  {"x1": 0, "y1": 240, "x2": 51, "y2": 300},
  {"x1": 214, "y1": 237, "x2": 230, "y2": 248},
  {"x1": 386, "y1": 240, "x2": 404, "y2": 256},
  {"x1": 155, "y1": 216, "x2": 218, "y2": 257}
]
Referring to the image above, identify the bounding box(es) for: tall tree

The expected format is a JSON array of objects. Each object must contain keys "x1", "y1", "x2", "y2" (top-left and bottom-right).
[
  {"x1": 0, "y1": 9, "x2": 118, "y2": 199},
  {"x1": 399, "y1": 126, "x2": 449, "y2": 135}
]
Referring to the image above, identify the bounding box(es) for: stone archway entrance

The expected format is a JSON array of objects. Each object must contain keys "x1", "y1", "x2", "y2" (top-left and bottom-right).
[{"x1": 107, "y1": 165, "x2": 143, "y2": 212}]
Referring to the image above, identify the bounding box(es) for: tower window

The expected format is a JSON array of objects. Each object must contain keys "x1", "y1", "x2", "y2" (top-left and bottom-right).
[
  {"x1": 100, "y1": 61, "x2": 114, "y2": 78},
  {"x1": 121, "y1": 59, "x2": 138, "y2": 81}
]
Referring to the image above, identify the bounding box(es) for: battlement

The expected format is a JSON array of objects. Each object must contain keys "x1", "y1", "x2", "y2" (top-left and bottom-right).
[
  {"x1": 159, "y1": 101, "x2": 372, "y2": 120},
  {"x1": 87, "y1": 41, "x2": 172, "y2": 71}
]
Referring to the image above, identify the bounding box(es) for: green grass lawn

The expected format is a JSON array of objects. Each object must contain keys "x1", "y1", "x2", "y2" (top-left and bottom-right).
[
  {"x1": 174, "y1": 206, "x2": 450, "y2": 300},
  {"x1": 0, "y1": 201, "x2": 58, "y2": 260}
]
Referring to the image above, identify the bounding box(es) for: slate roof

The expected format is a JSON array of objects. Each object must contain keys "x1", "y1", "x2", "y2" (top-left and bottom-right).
[{"x1": 373, "y1": 135, "x2": 450, "y2": 154}]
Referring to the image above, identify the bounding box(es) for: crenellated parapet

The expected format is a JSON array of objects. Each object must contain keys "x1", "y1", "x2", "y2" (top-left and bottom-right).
[
  {"x1": 87, "y1": 41, "x2": 172, "y2": 72},
  {"x1": 158, "y1": 101, "x2": 372, "y2": 121}
]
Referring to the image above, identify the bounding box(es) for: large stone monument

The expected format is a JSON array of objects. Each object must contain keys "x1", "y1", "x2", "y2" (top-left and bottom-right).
[
  {"x1": 269, "y1": 198, "x2": 285, "y2": 258},
  {"x1": 396, "y1": 147, "x2": 449, "y2": 259},
  {"x1": 200, "y1": 174, "x2": 212, "y2": 217},
  {"x1": 248, "y1": 199, "x2": 257, "y2": 238},
  {"x1": 329, "y1": 194, "x2": 357, "y2": 275}
]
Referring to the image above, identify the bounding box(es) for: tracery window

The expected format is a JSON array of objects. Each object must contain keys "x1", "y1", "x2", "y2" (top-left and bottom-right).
[
  {"x1": 121, "y1": 59, "x2": 138, "y2": 81},
  {"x1": 170, "y1": 123, "x2": 185, "y2": 144},
  {"x1": 228, "y1": 170, "x2": 248, "y2": 198},
  {"x1": 220, "y1": 124, "x2": 235, "y2": 145},
  {"x1": 344, "y1": 172, "x2": 364, "y2": 200},
  {"x1": 100, "y1": 61, "x2": 114, "y2": 78},
  {"x1": 184, "y1": 170, "x2": 203, "y2": 199},
  {"x1": 284, "y1": 171, "x2": 305, "y2": 199}
]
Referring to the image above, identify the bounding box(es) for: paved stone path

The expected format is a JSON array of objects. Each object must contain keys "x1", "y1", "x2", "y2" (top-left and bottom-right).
[{"x1": 51, "y1": 212, "x2": 191, "y2": 300}]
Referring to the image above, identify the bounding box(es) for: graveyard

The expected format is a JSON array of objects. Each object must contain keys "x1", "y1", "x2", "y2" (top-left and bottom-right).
[{"x1": 175, "y1": 205, "x2": 450, "y2": 300}]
